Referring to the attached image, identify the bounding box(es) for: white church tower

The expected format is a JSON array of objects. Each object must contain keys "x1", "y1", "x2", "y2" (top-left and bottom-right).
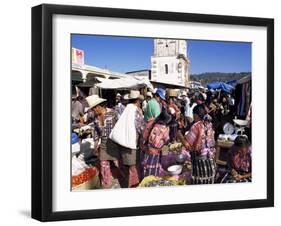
[{"x1": 151, "y1": 39, "x2": 190, "y2": 87}]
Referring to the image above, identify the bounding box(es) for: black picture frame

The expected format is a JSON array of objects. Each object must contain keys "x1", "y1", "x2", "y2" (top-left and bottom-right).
[{"x1": 31, "y1": 4, "x2": 274, "y2": 222}]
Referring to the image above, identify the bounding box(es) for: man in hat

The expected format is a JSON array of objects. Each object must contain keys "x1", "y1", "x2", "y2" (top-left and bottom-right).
[
  {"x1": 72, "y1": 96, "x2": 84, "y2": 123},
  {"x1": 144, "y1": 88, "x2": 165, "y2": 121},
  {"x1": 85, "y1": 95, "x2": 119, "y2": 188},
  {"x1": 114, "y1": 93, "x2": 126, "y2": 119},
  {"x1": 109, "y1": 90, "x2": 144, "y2": 187},
  {"x1": 180, "y1": 91, "x2": 191, "y2": 118}
]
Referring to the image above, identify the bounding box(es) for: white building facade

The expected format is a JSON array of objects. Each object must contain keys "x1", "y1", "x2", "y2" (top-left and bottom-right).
[{"x1": 151, "y1": 39, "x2": 190, "y2": 87}]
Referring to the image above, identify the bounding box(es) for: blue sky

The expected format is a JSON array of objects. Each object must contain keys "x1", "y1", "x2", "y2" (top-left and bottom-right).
[{"x1": 72, "y1": 34, "x2": 251, "y2": 74}]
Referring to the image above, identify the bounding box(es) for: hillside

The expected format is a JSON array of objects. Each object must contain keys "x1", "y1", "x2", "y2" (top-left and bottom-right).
[{"x1": 190, "y1": 72, "x2": 251, "y2": 85}]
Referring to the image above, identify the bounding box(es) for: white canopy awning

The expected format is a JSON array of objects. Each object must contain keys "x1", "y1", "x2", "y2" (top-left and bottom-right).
[{"x1": 96, "y1": 76, "x2": 154, "y2": 90}]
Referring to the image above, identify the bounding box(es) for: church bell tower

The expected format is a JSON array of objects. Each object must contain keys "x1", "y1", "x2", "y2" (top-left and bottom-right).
[{"x1": 151, "y1": 39, "x2": 190, "y2": 87}]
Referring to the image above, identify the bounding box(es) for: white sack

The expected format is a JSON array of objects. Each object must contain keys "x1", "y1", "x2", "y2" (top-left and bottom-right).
[{"x1": 109, "y1": 104, "x2": 137, "y2": 149}]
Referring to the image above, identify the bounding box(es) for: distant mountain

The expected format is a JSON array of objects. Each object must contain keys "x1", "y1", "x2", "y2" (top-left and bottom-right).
[{"x1": 190, "y1": 72, "x2": 251, "y2": 85}]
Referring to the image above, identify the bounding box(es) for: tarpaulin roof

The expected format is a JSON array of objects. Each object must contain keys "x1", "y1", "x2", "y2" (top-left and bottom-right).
[
  {"x1": 96, "y1": 76, "x2": 154, "y2": 90},
  {"x1": 226, "y1": 80, "x2": 237, "y2": 87},
  {"x1": 77, "y1": 79, "x2": 99, "y2": 87},
  {"x1": 207, "y1": 82, "x2": 234, "y2": 93}
]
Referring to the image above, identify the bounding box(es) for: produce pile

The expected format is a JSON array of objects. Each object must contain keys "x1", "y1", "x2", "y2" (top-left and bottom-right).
[
  {"x1": 72, "y1": 167, "x2": 98, "y2": 187},
  {"x1": 143, "y1": 179, "x2": 176, "y2": 187},
  {"x1": 138, "y1": 176, "x2": 185, "y2": 188},
  {"x1": 72, "y1": 156, "x2": 98, "y2": 188},
  {"x1": 168, "y1": 142, "x2": 183, "y2": 152}
]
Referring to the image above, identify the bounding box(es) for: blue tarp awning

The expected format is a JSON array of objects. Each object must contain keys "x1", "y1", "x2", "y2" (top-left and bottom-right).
[
  {"x1": 207, "y1": 82, "x2": 234, "y2": 93},
  {"x1": 226, "y1": 80, "x2": 237, "y2": 87}
]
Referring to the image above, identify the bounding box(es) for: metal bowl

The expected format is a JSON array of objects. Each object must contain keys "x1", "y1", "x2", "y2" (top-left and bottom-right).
[
  {"x1": 175, "y1": 154, "x2": 186, "y2": 164},
  {"x1": 233, "y1": 119, "x2": 248, "y2": 127}
]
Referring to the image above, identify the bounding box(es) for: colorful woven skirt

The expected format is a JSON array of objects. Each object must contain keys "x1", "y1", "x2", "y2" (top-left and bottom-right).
[
  {"x1": 191, "y1": 153, "x2": 216, "y2": 184},
  {"x1": 142, "y1": 153, "x2": 161, "y2": 177}
]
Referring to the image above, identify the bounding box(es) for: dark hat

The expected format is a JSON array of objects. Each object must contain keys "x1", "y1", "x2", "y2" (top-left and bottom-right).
[
  {"x1": 192, "y1": 104, "x2": 206, "y2": 119},
  {"x1": 234, "y1": 135, "x2": 250, "y2": 148},
  {"x1": 156, "y1": 109, "x2": 172, "y2": 125}
]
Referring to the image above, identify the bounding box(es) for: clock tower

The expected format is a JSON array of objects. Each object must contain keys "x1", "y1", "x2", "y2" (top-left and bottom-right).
[{"x1": 151, "y1": 39, "x2": 190, "y2": 87}]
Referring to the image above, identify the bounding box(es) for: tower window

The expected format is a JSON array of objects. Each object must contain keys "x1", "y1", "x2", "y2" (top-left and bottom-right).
[{"x1": 165, "y1": 64, "x2": 168, "y2": 74}]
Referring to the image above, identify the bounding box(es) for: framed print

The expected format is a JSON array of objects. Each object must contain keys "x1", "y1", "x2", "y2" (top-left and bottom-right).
[{"x1": 31, "y1": 4, "x2": 274, "y2": 221}]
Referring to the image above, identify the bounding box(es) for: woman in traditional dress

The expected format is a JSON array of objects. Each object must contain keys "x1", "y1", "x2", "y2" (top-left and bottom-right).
[
  {"x1": 220, "y1": 136, "x2": 252, "y2": 183},
  {"x1": 141, "y1": 110, "x2": 172, "y2": 177},
  {"x1": 177, "y1": 104, "x2": 216, "y2": 184}
]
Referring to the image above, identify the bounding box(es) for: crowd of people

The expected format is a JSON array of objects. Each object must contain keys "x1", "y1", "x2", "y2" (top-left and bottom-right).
[{"x1": 72, "y1": 86, "x2": 252, "y2": 188}]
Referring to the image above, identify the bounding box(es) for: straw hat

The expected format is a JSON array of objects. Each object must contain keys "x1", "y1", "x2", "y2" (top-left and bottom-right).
[
  {"x1": 123, "y1": 94, "x2": 129, "y2": 100},
  {"x1": 146, "y1": 91, "x2": 153, "y2": 98},
  {"x1": 124, "y1": 90, "x2": 141, "y2": 100},
  {"x1": 86, "y1": 95, "x2": 107, "y2": 109},
  {"x1": 181, "y1": 91, "x2": 188, "y2": 97},
  {"x1": 167, "y1": 89, "x2": 178, "y2": 97}
]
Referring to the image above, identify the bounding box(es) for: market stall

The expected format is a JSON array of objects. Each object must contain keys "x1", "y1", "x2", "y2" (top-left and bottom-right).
[
  {"x1": 234, "y1": 75, "x2": 251, "y2": 118},
  {"x1": 72, "y1": 156, "x2": 100, "y2": 191},
  {"x1": 71, "y1": 130, "x2": 101, "y2": 191},
  {"x1": 139, "y1": 142, "x2": 193, "y2": 187}
]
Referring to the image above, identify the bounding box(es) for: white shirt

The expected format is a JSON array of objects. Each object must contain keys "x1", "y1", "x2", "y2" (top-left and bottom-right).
[
  {"x1": 187, "y1": 102, "x2": 197, "y2": 119},
  {"x1": 182, "y1": 97, "x2": 190, "y2": 118}
]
